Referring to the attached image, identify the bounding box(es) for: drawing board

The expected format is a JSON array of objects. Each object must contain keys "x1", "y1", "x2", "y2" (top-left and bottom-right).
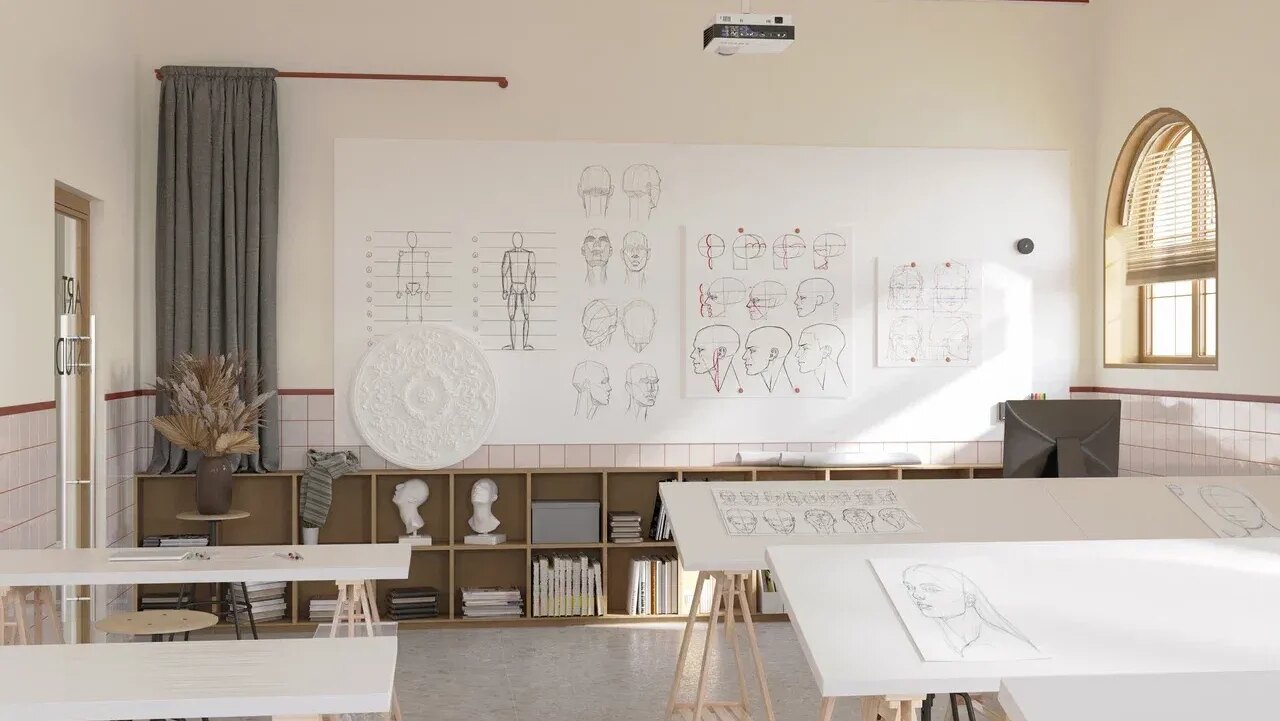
[
  {"x1": 877, "y1": 257, "x2": 982, "y2": 366},
  {"x1": 1165, "y1": 482, "x2": 1280, "y2": 538},
  {"x1": 712, "y1": 486, "x2": 921, "y2": 536},
  {"x1": 684, "y1": 226, "x2": 853, "y2": 398},
  {"x1": 870, "y1": 558, "x2": 1048, "y2": 662},
  {"x1": 335, "y1": 140, "x2": 1070, "y2": 445}
]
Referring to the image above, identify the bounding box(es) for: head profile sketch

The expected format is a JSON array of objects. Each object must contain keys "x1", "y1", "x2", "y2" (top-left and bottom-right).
[
  {"x1": 773, "y1": 233, "x2": 806, "y2": 271},
  {"x1": 621, "y1": 300, "x2": 657, "y2": 353},
  {"x1": 689, "y1": 324, "x2": 741, "y2": 393},
  {"x1": 795, "y1": 278, "x2": 836, "y2": 319},
  {"x1": 843, "y1": 508, "x2": 876, "y2": 533},
  {"x1": 746, "y1": 280, "x2": 786, "y2": 321},
  {"x1": 699, "y1": 277, "x2": 746, "y2": 318},
  {"x1": 468, "y1": 478, "x2": 502, "y2": 535},
  {"x1": 582, "y1": 228, "x2": 613, "y2": 285},
  {"x1": 1199, "y1": 485, "x2": 1280, "y2": 537},
  {"x1": 625, "y1": 362, "x2": 659, "y2": 420},
  {"x1": 888, "y1": 316, "x2": 924, "y2": 362},
  {"x1": 578, "y1": 165, "x2": 614, "y2": 218},
  {"x1": 934, "y1": 261, "x2": 970, "y2": 312},
  {"x1": 762, "y1": 509, "x2": 796, "y2": 534},
  {"x1": 698, "y1": 233, "x2": 726, "y2": 270},
  {"x1": 581, "y1": 300, "x2": 618, "y2": 349},
  {"x1": 724, "y1": 508, "x2": 758, "y2": 535},
  {"x1": 741, "y1": 326, "x2": 794, "y2": 393},
  {"x1": 795, "y1": 323, "x2": 847, "y2": 391},
  {"x1": 901, "y1": 564, "x2": 1038, "y2": 659},
  {"x1": 732, "y1": 233, "x2": 767, "y2": 270},
  {"x1": 803, "y1": 508, "x2": 836, "y2": 534},
  {"x1": 888, "y1": 263, "x2": 924, "y2": 310},
  {"x1": 395, "y1": 231, "x2": 430, "y2": 321},
  {"x1": 878, "y1": 508, "x2": 920, "y2": 532},
  {"x1": 392, "y1": 478, "x2": 430, "y2": 537},
  {"x1": 929, "y1": 317, "x2": 971, "y2": 363},
  {"x1": 500, "y1": 231, "x2": 537, "y2": 350},
  {"x1": 571, "y1": 360, "x2": 611, "y2": 419},
  {"x1": 621, "y1": 164, "x2": 662, "y2": 221},
  {"x1": 812, "y1": 232, "x2": 847, "y2": 270},
  {"x1": 621, "y1": 231, "x2": 651, "y2": 287}
]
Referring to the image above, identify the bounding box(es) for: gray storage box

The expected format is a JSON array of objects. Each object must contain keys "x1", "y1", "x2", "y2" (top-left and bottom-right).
[{"x1": 531, "y1": 500, "x2": 601, "y2": 544}]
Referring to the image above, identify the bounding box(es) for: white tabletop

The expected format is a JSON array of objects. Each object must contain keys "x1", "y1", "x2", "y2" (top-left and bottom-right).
[
  {"x1": 0, "y1": 636, "x2": 396, "y2": 721},
  {"x1": 661, "y1": 478, "x2": 1086, "y2": 572},
  {"x1": 766, "y1": 538, "x2": 1280, "y2": 698},
  {"x1": 999, "y1": 672, "x2": 1280, "y2": 721},
  {"x1": 0, "y1": 542, "x2": 410, "y2": 585}
]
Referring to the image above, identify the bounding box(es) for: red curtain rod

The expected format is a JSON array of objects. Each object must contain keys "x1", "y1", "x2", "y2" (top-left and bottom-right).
[{"x1": 153, "y1": 69, "x2": 508, "y2": 88}]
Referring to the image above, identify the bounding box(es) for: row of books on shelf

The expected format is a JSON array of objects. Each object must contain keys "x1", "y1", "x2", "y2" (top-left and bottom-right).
[
  {"x1": 531, "y1": 554, "x2": 603, "y2": 617},
  {"x1": 230, "y1": 581, "x2": 288, "y2": 622},
  {"x1": 387, "y1": 586, "x2": 439, "y2": 620},
  {"x1": 461, "y1": 586, "x2": 522, "y2": 619},
  {"x1": 626, "y1": 555, "x2": 680, "y2": 616},
  {"x1": 609, "y1": 511, "x2": 644, "y2": 544},
  {"x1": 142, "y1": 534, "x2": 209, "y2": 547}
]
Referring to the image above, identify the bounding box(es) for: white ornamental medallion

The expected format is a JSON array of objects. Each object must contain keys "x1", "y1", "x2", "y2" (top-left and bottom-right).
[{"x1": 350, "y1": 325, "x2": 498, "y2": 469}]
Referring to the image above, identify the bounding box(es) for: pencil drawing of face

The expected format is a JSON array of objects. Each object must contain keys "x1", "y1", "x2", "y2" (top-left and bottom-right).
[
  {"x1": 581, "y1": 300, "x2": 618, "y2": 349},
  {"x1": 795, "y1": 278, "x2": 835, "y2": 318},
  {"x1": 930, "y1": 317, "x2": 972, "y2": 362},
  {"x1": 795, "y1": 324, "x2": 848, "y2": 390},
  {"x1": 578, "y1": 165, "x2": 614, "y2": 218},
  {"x1": 621, "y1": 164, "x2": 662, "y2": 220},
  {"x1": 571, "y1": 361, "x2": 611, "y2": 419},
  {"x1": 830, "y1": 491, "x2": 850, "y2": 504},
  {"x1": 762, "y1": 491, "x2": 783, "y2": 505},
  {"x1": 877, "y1": 489, "x2": 898, "y2": 504},
  {"x1": 1200, "y1": 485, "x2": 1276, "y2": 535},
  {"x1": 763, "y1": 509, "x2": 796, "y2": 534},
  {"x1": 746, "y1": 280, "x2": 786, "y2": 321},
  {"x1": 741, "y1": 326, "x2": 793, "y2": 393},
  {"x1": 582, "y1": 229, "x2": 613, "y2": 284},
  {"x1": 621, "y1": 300, "x2": 657, "y2": 353},
  {"x1": 804, "y1": 509, "x2": 837, "y2": 534},
  {"x1": 804, "y1": 491, "x2": 824, "y2": 504},
  {"x1": 699, "y1": 277, "x2": 746, "y2": 318},
  {"x1": 739, "y1": 490, "x2": 760, "y2": 506},
  {"x1": 718, "y1": 490, "x2": 737, "y2": 505},
  {"x1": 901, "y1": 564, "x2": 1036, "y2": 658},
  {"x1": 733, "y1": 234, "x2": 767, "y2": 270},
  {"x1": 934, "y1": 262, "x2": 970, "y2": 312},
  {"x1": 878, "y1": 508, "x2": 914, "y2": 531},
  {"x1": 773, "y1": 234, "x2": 805, "y2": 271},
  {"x1": 725, "y1": 509, "x2": 757, "y2": 534},
  {"x1": 889, "y1": 317, "x2": 923, "y2": 361},
  {"x1": 625, "y1": 363, "x2": 659, "y2": 418},
  {"x1": 843, "y1": 508, "x2": 875, "y2": 533},
  {"x1": 785, "y1": 492, "x2": 804, "y2": 506},
  {"x1": 854, "y1": 490, "x2": 876, "y2": 505},
  {"x1": 698, "y1": 234, "x2": 726, "y2": 270},
  {"x1": 812, "y1": 233, "x2": 847, "y2": 270},
  {"x1": 888, "y1": 264, "x2": 924, "y2": 310},
  {"x1": 621, "y1": 231, "x2": 651, "y2": 285},
  {"x1": 689, "y1": 325, "x2": 740, "y2": 393}
]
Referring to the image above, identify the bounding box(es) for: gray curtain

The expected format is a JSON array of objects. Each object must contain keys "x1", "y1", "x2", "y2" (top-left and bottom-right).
[{"x1": 150, "y1": 66, "x2": 280, "y2": 474}]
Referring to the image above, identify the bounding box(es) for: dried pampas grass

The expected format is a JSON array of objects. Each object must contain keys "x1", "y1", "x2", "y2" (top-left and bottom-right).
[{"x1": 150, "y1": 354, "x2": 275, "y2": 457}]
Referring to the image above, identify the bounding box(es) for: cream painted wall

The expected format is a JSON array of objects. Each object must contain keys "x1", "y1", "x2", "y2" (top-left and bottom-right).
[
  {"x1": 131, "y1": 0, "x2": 1096, "y2": 392},
  {"x1": 0, "y1": 2, "x2": 139, "y2": 403},
  {"x1": 1091, "y1": 0, "x2": 1280, "y2": 394}
]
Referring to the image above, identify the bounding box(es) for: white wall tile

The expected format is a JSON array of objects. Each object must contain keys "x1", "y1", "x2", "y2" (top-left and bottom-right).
[
  {"x1": 281, "y1": 395, "x2": 307, "y2": 421},
  {"x1": 280, "y1": 420, "x2": 307, "y2": 447},
  {"x1": 539, "y1": 445, "x2": 566, "y2": 468},
  {"x1": 614, "y1": 444, "x2": 641, "y2": 468},
  {"x1": 306, "y1": 421, "x2": 334, "y2": 448},
  {"x1": 513, "y1": 445, "x2": 540, "y2": 468},
  {"x1": 1251, "y1": 403, "x2": 1267, "y2": 433},
  {"x1": 688, "y1": 444, "x2": 715, "y2": 467},
  {"x1": 307, "y1": 395, "x2": 335, "y2": 421},
  {"x1": 639, "y1": 444, "x2": 665, "y2": 467},
  {"x1": 564, "y1": 445, "x2": 591, "y2": 468},
  {"x1": 589, "y1": 445, "x2": 616, "y2": 467},
  {"x1": 488, "y1": 445, "x2": 515, "y2": 468},
  {"x1": 713, "y1": 444, "x2": 738, "y2": 465},
  {"x1": 664, "y1": 444, "x2": 690, "y2": 467}
]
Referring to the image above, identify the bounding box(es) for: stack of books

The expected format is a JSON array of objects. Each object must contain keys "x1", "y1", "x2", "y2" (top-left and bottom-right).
[
  {"x1": 139, "y1": 591, "x2": 183, "y2": 610},
  {"x1": 648, "y1": 477, "x2": 680, "y2": 541},
  {"x1": 531, "y1": 554, "x2": 604, "y2": 617},
  {"x1": 386, "y1": 587, "x2": 439, "y2": 620},
  {"x1": 308, "y1": 597, "x2": 338, "y2": 622},
  {"x1": 609, "y1": 511, "x2": 644, "y2": 543},
  {"x1": 230, "y1": 581, "x2": 287, "y2": 623},
  {"x1": 460, "y1": 587, "x2": 523, "y2": 619},
  {"x1": 141, "y1": 534, "x2": 209, "y2": 548},
  {"x1": 626, "y1": 555, "x2": 680, "y2": 616}
]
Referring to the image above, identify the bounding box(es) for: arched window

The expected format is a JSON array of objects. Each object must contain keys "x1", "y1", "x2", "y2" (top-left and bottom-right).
[{"x1": 1104, "y1": 110, "x2": 1217, "y2": 366}]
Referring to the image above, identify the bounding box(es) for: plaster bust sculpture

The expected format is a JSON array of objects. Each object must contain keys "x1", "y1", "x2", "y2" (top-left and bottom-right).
[
  {"x1": 392, "y1": 478, "x2": 431, "y2": 544},
  {"x1": 465, "y1": 477, "x2": 506, "y2": 544}
]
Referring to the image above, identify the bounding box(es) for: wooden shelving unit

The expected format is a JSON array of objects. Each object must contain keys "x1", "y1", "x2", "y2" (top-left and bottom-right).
[{"x1": 135, "y1": 463, "x2": 1001, "y2": 628}]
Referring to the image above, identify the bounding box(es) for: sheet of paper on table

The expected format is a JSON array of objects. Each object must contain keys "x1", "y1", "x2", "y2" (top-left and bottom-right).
[
  {"x1": 712, "y1": 486, "x2": 923, "y2": 536},
  {"x1": 870, "y1": 557, "x2": 1050, "y2": 662},
  {"x1": 1166, "y1": 482, "x2": 1280, "y2": 538}
]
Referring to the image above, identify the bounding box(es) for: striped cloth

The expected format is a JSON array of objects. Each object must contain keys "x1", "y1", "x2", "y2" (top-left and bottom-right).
[{"x1": 299, "y1": 449, "x2": 360, "y2": 529}]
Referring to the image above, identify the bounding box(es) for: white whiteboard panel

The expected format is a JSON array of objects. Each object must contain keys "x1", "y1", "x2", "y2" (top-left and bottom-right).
[{"x1": 334, "y1": 140, "x2": 1071, "y2": 445}]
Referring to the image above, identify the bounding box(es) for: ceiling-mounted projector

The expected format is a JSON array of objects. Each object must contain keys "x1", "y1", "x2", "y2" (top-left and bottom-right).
[{"x1": 703, "y1": 13, "x2": 794, "y2": 55}]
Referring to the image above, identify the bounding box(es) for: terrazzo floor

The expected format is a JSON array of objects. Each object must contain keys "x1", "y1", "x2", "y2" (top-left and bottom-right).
[{"x1": 224, "y1": 621, "x2": 1001, "y2": 721}]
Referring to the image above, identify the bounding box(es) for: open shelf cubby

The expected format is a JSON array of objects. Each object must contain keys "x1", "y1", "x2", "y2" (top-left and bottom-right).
[{"x1": 134, "y1": 462, "x2": 1000, "y2": 628}]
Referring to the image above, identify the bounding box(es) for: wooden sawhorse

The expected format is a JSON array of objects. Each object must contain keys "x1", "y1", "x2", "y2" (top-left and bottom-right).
[{"x1": 331, "y1": 579, "x2": 403, "y2": 721}]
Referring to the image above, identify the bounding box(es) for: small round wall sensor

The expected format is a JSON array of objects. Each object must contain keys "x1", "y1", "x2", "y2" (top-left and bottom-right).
[{"x1": 1016, "y1": 238, "x2": 1035, "y2": 255}]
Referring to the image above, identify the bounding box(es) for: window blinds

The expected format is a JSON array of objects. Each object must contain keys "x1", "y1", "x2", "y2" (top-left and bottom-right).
[{"x1": 1122, "y1": 133, "x2": 1217, "y2": 286}]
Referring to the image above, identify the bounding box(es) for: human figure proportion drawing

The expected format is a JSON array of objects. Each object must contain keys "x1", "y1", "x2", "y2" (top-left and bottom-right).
[
  {"x1": 395, "y1": 231, "x2": 430, "y2": 321},
  {"x1": 500, "y1": 232, "x2": 537, "y2": 350}
]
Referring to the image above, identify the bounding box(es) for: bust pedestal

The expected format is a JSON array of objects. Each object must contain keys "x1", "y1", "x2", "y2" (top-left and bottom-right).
[
  {"x1": 399, "y1": 534, "x2": 433, "y2": 546},
  {"x1": 464, "y1": 533, "x2": 506, "y2": 545}
]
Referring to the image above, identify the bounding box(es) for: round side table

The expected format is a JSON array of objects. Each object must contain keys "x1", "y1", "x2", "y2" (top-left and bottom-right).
[{"x1": 176, "y1": 510, "x2": 259, "y2": 640}]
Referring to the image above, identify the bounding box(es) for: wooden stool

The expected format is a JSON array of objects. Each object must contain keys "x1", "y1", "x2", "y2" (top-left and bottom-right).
[
  {"x1": 96, "y1": 609, "x2": 218, "y2": 642},
  {"x1": 176, "y1": 510, "x2": 259, "y2": 639}
]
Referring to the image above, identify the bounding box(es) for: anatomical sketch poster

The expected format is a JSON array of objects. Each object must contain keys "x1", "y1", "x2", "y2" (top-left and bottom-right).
[
  {"x1": 877, "y1": 257, "x2": 982, "y2": 367},
  {"x1": 684, "y1": 227, "x2": 853, "y2": 398},
  {"x1": 714, "y1": 486, "x2": 921, "y2": 536},
  {"x1": 871, "y1": 558, "x2": 1049, "y2": 662}
]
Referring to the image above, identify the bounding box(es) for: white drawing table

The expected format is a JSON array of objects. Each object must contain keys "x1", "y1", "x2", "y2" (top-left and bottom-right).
[
  {"x1": 767, "y1": 538, "x2": 1280, "y2": 720},
  {"x1": 658, "y1": 478, "x2": 1087, "y2": 721},
  {"x1": 0, "y1": 636, "x2": 396, "y2": 721},
  {"x1": 998, "y1": 671, "x2": 1280, "y2": 721}
]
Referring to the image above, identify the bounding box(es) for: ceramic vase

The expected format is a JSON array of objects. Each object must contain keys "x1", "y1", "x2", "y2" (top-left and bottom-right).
[{"x1": 195, "y1": 455, "x2": 235, "y2": 515}]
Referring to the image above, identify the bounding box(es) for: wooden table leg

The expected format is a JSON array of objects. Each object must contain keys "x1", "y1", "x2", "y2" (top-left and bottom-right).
[
  {"x1": 665, "y1": 570, "x2": 708, "y2": 719},
  {"x1": 819, "y1": 697, "x2": 837, "y2": 721},
  {"x1": 724, "y1": 574, "x2": 751, "y2": 709},
  {"x1": 860, "y1": 696, "x2": 886, "y2": 721},
  {"x1": 330, "y1": 580, "x2": 401, "y2": 721},
  {"x1": 734, "y1": 571, "x2": 776, "y2": 721},
  {"x1": 691, "y1": 573, "x2": 727, "y2": 721}
]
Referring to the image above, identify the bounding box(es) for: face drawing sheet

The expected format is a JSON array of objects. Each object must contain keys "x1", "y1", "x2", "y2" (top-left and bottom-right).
[
  {"x1": 877, "y1": 257, "x2": 982, "y2": 367},
  {"x1": 1167, "y1": 483, "x2": 1280, "y2": 538},
  {"x1": 685, "y1": 226, "x2": 853, "y2": 399},
  {"x1": 713, "y1": 487, "x2": 921, "y2": 537},
  {"x1": 871, "y1": 559, "x2": 1048, "y2": 663}
]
